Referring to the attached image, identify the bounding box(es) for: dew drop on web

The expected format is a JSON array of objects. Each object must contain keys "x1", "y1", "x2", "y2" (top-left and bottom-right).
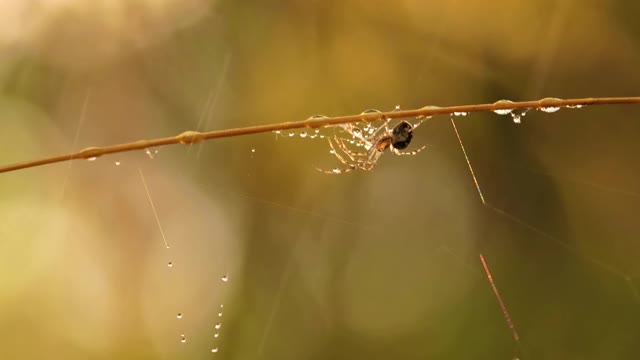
[
  {"x1": 211, "y1": 348, "x2": 219, "y2": 353},
  {"x1": 167, "y1": 262, "x2": 173, "y2": 268},
  {"x1": 215, "y1": 323, "x2": 222, "y2": 329},
  {"x1": 221, "y1": 275, "x2": 229, "y2": 282},
  {"x1": 177, "y1": 313, "x2": 183, "y2": 319},
  {"x1": 115, "y1": 161, "x2": 121, "y2": 166},
  {"x1": 87, "y1": 157, "x2": 97, "y2": 161}
]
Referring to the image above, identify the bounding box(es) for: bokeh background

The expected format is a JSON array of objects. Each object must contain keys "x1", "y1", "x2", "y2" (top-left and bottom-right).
[{"x1": 1, "y1": 0, "x2": 639, "y2": 359}]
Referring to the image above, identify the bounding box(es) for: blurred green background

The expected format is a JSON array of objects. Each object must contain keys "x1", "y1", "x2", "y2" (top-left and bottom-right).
[{"x1": 1, "y1": 0, "x2": 639, "y2": 359}]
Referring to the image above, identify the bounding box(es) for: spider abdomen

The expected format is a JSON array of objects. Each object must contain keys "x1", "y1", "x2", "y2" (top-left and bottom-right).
[{"x1": 391, "y1": 121, "x2": 414, "y2": 149}]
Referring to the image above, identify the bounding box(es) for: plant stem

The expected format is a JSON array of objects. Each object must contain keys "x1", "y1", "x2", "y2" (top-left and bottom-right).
[{"x1": 1, "y1": 96, "x2": 639, "y2": 174}]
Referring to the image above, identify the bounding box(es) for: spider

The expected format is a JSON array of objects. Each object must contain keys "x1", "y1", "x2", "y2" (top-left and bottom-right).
[{"x1": 317, "y1": 119, "x2": 426, "y2": 174}]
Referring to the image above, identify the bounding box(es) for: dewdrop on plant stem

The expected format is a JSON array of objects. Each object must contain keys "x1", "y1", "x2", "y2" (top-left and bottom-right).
[
  {"x1": 537, "y1": 97, "x2": 562, "y2": 113},
  {"x1": 492, "y1": 99, "x2": 514, "y2": 115}
]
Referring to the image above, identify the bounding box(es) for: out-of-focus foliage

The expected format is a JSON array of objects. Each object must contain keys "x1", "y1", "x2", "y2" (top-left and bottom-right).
[{"x1": 1, "y1": 0, "x2": 639, "y2": 359}]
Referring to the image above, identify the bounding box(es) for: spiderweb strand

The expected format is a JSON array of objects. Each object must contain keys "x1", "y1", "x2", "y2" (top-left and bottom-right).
[
  {"x1": 449, "y1": 111, "x2": 639, "y2": 302},
  {"x1": 139, "y1": 168, "x2": 170, "y2": 249},
  {"x1": 1, "y1": 96, "x2": 639, "y2": 174},
  {"x1": 480, "y1": 254, "x2": 520, "y2": 343},
  {"x1": 450, "y1": 117, "x2": 485, "y2": 204}
]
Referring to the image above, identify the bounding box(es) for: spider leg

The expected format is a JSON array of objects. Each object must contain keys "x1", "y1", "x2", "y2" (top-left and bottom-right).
[
  {"x1": 391, "y1": 145, "x2": 427, "y2": 156},
  {"x1": 334, "y1": 137, "x2": 368, "y2": 158},
  {"x1": 359, "y1": 119, "x2": 392, "y2": 141},
  {"x1": 315, "y1": 165, "x2": 356, "y2": 174},
  {"x1": 315, "y1": 137, "x2": 360, "y2": 175},
  {"x1": 338, "y1": 123, "x2": 370, "y2": 143},
  {"x1": 328, "y1": 138, "x2": 363, "y2": 166}
]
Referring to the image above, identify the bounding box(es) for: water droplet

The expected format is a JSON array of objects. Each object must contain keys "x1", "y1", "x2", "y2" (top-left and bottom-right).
[
  {"x1": 308, "y1": 114, "x2": 328, "y2": 120},
  {"x1": 214, "y1": 333, "x2": 220, "y2": 338},
  {"x1": 181, "y1": 337, "x2": 187, "y2": 343},
  {"x1": 566, "y1": 104, "x2": 584, "y2": 109},
  {"x1": 352, "y1": 128, "x2": 362, "y2": 136},
  {"x1": 394, "y1": 105, "x2": 401, "y2": 111},
  {"x1": 251, "y1": 148, "x2": 255, "y2": 153},
  {"x1": 417, "y1": 105, "x2": 440, "y2": 119},
  {"x1": 221, "y1": 275, "x2": 229, "y2": 282},
  {"x1": 87, "y1": 157, "x2": 97, "y2": 161},
  {"x1": 215, "y1": 323, "x2": 222, "y2": 329},
  {"x1": 220, "y1": 304, "x2": 224, "y2": 308},
  {"x1": 453, "y1": 112, "x2": 468, "y2": 117},
  {"x1": 492, "y1": 100, "x2": 514, "y2": 115},
  {"x1": 218, "y1": 312, "x2": 223, "y2": 317},
  {"x1": 273, "y1": 130, "x2": 281, "y2": 134},
  {"x1": 211, "y1": 348, "x2": 219, "y2": 353},
  {"x1": 539, "y1": 106, "x2": 560, "y2": 113},
  {"x1": 329, "y1": 149, "x2": 336, "y2": 154},
  {"x1": 145, "y1": 148, "x2": 154, "y2": 159},
  {"x1": 538, "y1": 97, "x2": 562, "y2": 113},
  {"x1": 115, "y1": 161, "x2": 121, "y2": 166},
  {"x1": 511, "y1": 113, "x2": 522, "y2": 124},
  {"x1": 300, "y1": 131, "x2": 308, "y2": 138},
  {"x1": 168, "y1": 262, "x2": 173, "y2": 268},
  {"x1": 360, "y1": 109, "x2": 382, "y2": 114},
  {"x1": 177, "y1": 313, "x2": 183, "y2": 319},
  {"x1": 314, "y1": 129, "x2": 320, "y2": 134},
  {"x1": 288, "y1": 132, "x2": 295, "y2": 137},
  {"x1": 332, "y1": 168, "x2": 340, "y2": 174}
]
